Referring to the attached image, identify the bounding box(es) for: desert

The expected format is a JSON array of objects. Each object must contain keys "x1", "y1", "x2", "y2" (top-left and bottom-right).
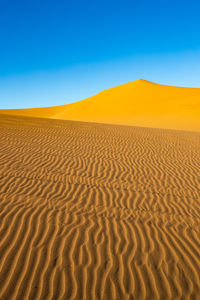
[
  {"x1": 0, "y1": 80, "x2": 200, "y2": 299},
  {"x1": 1, "y1": 79, "x2": 200, "y2": 131}
]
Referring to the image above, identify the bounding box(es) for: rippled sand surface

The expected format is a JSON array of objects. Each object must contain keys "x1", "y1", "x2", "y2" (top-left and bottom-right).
[{"x1": 0, "y1": 114, "x2": 200, "y2": 300}]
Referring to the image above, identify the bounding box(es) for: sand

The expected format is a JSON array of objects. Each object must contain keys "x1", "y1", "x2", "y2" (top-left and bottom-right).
[
  {"x1": 1, "y1": 79, "x2": 200, "y2": 131},
  {"x1": 0, "y1": 114, "x2": 200, "y2": 299}
]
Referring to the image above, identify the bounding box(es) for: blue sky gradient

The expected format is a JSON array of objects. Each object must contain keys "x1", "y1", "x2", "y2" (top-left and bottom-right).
[{"x1": 0, "y1": 0, "x2": 200, "y2": 108}]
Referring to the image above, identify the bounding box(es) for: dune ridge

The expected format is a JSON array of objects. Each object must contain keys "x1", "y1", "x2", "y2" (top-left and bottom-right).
[
  {"x1": 1, "y1": 79, "x2": 200, "y2": 131},
  {"x1": 0, "y1": 114, "x2": 200, "y2": 299}
]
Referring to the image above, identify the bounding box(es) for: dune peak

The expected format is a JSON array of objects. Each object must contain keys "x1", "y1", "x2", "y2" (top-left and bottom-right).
[{"x1": 134, "y1": 78, "x2": 151, "y2": 83}]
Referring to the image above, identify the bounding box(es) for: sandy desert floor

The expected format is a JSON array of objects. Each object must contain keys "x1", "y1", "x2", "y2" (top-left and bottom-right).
[{"x1": 0, "y1": 114, "x2": 200, "y2": 300}]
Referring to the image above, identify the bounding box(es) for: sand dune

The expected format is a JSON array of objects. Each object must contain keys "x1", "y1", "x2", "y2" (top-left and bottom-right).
[
  {"x1": 0, "y1": 114, "x2": 200, "y2": 299},
  {"x1": 1, "y1": 79, "x2": 200, "y2": 131}
]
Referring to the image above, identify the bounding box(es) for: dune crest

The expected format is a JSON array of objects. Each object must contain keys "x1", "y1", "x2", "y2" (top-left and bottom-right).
[{"x1": 1, "y1": 79, "x2": 200, "y2": 131}]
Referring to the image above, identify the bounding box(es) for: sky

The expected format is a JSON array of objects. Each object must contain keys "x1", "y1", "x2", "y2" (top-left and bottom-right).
[{"x1": 0, "y1": 0, "x2": 200, "y2": 108}]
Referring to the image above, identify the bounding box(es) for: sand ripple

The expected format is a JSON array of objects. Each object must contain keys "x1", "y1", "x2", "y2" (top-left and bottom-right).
[{"x1": 0, "y1": 115, "x2": 200, "y2": 300}]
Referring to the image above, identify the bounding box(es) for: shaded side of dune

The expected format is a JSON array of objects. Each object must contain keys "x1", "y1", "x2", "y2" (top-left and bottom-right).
[{"x1": 0, "y1": 114, "x2": 200, "y2": 300}]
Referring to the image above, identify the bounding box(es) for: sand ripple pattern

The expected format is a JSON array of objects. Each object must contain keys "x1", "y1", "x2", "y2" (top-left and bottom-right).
[{"x1": 0, "y1": 115, "x2": 200, "y2": 300}]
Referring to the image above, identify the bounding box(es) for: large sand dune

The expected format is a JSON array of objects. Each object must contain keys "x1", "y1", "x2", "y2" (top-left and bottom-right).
[
  {"x1": 1, "y1": 79, "x2": 200, "y2": 131},
  {"x1": 0, "y1": 114, "x2": 200, "y2": 299}
]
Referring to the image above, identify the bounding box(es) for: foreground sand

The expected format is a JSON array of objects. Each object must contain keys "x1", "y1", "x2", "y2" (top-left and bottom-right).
[{"x1": 0, "y1": 114, "x2": 200, "y2": 300}]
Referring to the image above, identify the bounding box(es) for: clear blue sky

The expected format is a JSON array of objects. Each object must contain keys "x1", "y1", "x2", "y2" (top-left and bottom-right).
[{"x1": 0, "y1": 0, "x2": 200, "y2": 108}]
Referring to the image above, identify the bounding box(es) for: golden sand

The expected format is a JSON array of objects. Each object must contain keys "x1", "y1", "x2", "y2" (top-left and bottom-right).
[
  {"x1": 1, "y1": 79, "x2": 200, "y2": 131},
  {"x1": 0, "y1": 114, "x2": 200, "y2": 299}
]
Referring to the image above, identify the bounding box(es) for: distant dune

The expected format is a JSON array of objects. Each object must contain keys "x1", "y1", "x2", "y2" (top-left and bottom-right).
[
  {"x1": 1, "y1": 79, "x2": 200, "y2": 131},
  {"x1": 0, "y1": 115, "x2": 200, "y2": 299}
]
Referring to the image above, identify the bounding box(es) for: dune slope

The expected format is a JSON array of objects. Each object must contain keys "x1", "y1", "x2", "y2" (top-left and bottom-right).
[
  {"x1": 0, "y1": 115, "x2": 200, "y2": 299},
  {"x1": 1, "y1": 79, "x2": 200, "y2": 131}
]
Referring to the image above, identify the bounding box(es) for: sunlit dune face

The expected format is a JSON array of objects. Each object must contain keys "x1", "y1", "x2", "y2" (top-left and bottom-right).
[{"x1": 1, "y1": 79, "x2": 200, "y2": 131}]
